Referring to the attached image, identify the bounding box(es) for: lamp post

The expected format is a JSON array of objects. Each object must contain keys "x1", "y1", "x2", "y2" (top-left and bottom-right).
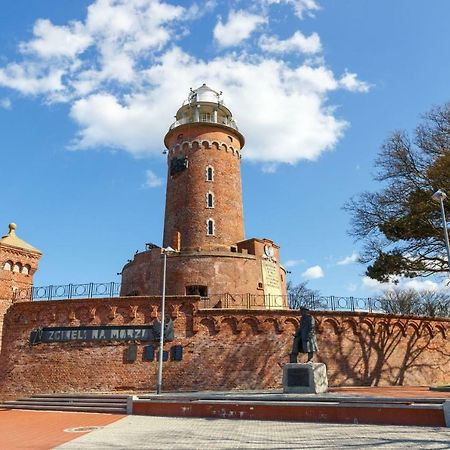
[
  {"x1": 156, "y1": 246, "x2": 175, "y2": 394},
  {"x1": 432, "y1": 189, "x2": 450, "y2": 275}
]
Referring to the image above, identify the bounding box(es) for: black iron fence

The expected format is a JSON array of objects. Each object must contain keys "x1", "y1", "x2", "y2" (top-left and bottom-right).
[
  {"x1": 12, "y1": 283, "x2": 384, "y2": 313},
  {"x1": 200, "y1": 293, "x2": 383, "y2": 313},
  {"x1": 13, "y1": 282, "x2": 122, "y2": 302}
]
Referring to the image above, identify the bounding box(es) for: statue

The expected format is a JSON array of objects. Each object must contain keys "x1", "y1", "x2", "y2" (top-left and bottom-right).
[{"x1": 290, "y1": 307, "x2": 318, "y2": 363}]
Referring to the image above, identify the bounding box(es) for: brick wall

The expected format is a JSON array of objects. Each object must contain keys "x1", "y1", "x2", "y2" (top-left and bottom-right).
[
  {"x1": 0, "y1": 296, "x2": 448, "y2": 400},
  {"x1": 163, "y1": 124, "x2": 244, "y2": 252},
  {"x1": 0, "y1": 245, "x2": 39, "y2": 349}
]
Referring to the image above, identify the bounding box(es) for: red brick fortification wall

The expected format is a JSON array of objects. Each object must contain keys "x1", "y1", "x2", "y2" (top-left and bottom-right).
[
  {"x1": 163, "y1": 125, "x2": 244, "y2": 251},
  {"x1": 0, "y1": 297, "x2": 449, "y2": 400},
  {"x1": 121, "y1": 250, "x2": 266, "y2": 298}
]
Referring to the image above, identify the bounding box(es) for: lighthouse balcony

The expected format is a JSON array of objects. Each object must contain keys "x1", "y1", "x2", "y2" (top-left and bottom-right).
[{"x1": 169, "y1": 115, "x2": 239, "y2": 132}]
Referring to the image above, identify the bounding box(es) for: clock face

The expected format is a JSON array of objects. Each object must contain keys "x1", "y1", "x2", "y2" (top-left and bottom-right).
[{"x1": 264, "y1": 244, "x2": 274, "y2": 258}]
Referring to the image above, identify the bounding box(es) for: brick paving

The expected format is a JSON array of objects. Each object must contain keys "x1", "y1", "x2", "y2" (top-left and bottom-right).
[
  {"x1": 0, "y1": 409, "x2": 124, "y2": 450},
  {"x1": 58, "y1": 416, "x2": 450, "y2": 449}
]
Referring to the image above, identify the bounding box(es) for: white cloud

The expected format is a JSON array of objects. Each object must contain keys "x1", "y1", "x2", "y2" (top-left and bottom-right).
[
  {"x1": 259, "y1": 31, "x2": 321, "y2": 54},
  {"x1": 362, "y1": 276, "x2": 382, "y2": 291},
  {"x1": 0, "y1": 0, "x2": 369, "y2": 166},
  {"x1": 20, "y1": 19, "x2": 92, "y2": 59},
  {"x1": 340, "y1": 71, "x2": 371, "y2": 93},
  {"x1": 361, "y1": 275, "x2": 450, "y2": 294},
  {"x1": 261, "y1": 163, "x2": 278, "y2": 173},
  {"x1": 284, "y1": 259, "x2": 305, "y2": 268},
  {"x1": 213, "y1": 10, "x2": 266, "y2": 47},
  {"x1": 0, "y1": 62, "x2": 64, "y2": 95},
  {"x1": 302, "y1": 265, "x2": 324, "y2": 279},
  {"x1": 142, "y1": 169, "x2": 163, "y2": 188},
  {"x1": 0, "y1": 98, "x2": 11, "y2": 109},
  {"x1": 264, "y1": 0, "x2": 320, "y2": 19},
  {"x1": 337, "y1": 251, "x2": 359, "y2": 266},
  {"x1": 346, "y1": 283, "x2": 357, "y2": 293}
]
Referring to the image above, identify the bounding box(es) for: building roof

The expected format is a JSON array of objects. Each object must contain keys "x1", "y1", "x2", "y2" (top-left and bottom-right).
[{"x1": 0, "y1": 223, "x2": 42, "y2": 254}]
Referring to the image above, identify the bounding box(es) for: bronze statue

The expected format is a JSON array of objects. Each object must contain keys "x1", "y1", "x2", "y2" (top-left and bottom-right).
[{"x1": 290, "y1": 307, "x2": 318, "y2": 363}]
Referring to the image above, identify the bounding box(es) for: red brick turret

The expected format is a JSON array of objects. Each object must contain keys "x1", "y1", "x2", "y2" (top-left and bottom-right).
[{"x1": 0, "y1": 223, "x2": 42, "y2": 348}]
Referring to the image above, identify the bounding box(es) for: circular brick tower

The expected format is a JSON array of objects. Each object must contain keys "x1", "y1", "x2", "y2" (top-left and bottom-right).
[
  {"x1": 163, "y1": 84, "x2": 245, "y2": 252},
  {"x1": 121, "y1": 84, "x2": 287, "y2": 307}
]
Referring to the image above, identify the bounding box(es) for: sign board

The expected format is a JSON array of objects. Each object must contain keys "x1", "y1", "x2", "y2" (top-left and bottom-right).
[
  {"x1": 29, "y1": 321, "x2": 174, "y2": 345},
  {"x1": 261, "y1": 259, "x2": 284, "y2": 308}
]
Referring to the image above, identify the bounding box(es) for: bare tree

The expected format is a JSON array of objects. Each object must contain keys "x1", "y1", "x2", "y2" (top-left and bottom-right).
[
  {"x1": 287, "y1": 280, "x2": 321, "y2": 310},
  {"x1": 345, "y1": 103, "x2": 450, "y2": 282},
  {"x1": 379, "y1": 287, "x2": 450, "y2": 317}
]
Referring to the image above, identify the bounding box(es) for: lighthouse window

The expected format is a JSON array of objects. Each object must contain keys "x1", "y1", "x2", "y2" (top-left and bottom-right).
[
  {"x1": 207, "y1": 219, "x2": 215, "y2": 236},
  {"x1": 206, "y1": 192, "x2": 214, "y2": 208},
  {"x1": 3, "y1": 261, "x2": 12, "y2": 271},
  {"x1": 206, "y1": 166, "x2": 214, "y2": 181},
  {"x1": 200, "y1": 113, "x2": 211, "y2": 122},
  {"x1": 13, "y1": 262, "x2": 22, "y2": 273}
]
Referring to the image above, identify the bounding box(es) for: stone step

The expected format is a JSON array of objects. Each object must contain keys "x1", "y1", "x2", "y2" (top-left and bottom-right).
[
  {"x1": 1, "y1": 403, "x2": 125, "y2": 413},
  {"x1": 22, "y1": 397, "x2": 127, "y2": 404},
  {"x1": 30, "y1": 393, "x2": 129, "y2": 400},
  {"x1": 0, "y1": 393, "x2": 130, "y2": 414},
  {"x1": 4, "y1": 400, "x2": 126, "y2": 408}
]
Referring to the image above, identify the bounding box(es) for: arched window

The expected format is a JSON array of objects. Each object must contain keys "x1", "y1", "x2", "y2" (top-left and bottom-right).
[
  {"x1": 13, "y1": 262, "x2": 22, "y2": 273},
  {"x1": 22, "y1": 264, "x2": 30, "y2": 275},
  {"x1": 206, "y1": 166, "x2": 214, "y2": 181},
  {"x1": 207, "y1": 219, "x2": 215, "y2": 236},
  {"x1": 206, "y1": 192, "x2": 214, "y2": 208},
  {"x1": 3, "y1": 261, "x2": 12, "y2": 271}
]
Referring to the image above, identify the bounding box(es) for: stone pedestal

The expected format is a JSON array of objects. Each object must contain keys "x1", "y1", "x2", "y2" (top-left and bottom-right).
[{"x1": 283, "y1": 363, "x2": 328, "y2": 394}]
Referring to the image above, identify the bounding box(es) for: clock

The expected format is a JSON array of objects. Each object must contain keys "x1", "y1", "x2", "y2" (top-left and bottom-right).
[{"x1": 264, "y1": 244, "x2": 274, "y2": 258}]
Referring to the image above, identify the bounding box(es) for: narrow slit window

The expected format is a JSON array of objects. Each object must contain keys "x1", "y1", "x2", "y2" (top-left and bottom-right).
[
  {"x1": 207, "y1": 219, "x2": 215, "y2": 236},
  {"x1": 207, "y1": 192, "x2": 214, "y2": 208},
  {"x1": 206, "y1": 166, "x2": 214, "y2": 181}
]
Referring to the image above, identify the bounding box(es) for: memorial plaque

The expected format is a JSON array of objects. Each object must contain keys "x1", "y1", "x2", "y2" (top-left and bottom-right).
[
  {"x1": 287, "y1": 367, "x2": 310, "y2": 387},
  {"x1": 261, "y1": 259, "x2": 283, "y2": 307},
  {"x1": 126, "y1": 344, "x2": 137, "y2": 362},
  {"x1": 143, "y1": 345, "x2": 155, "y2": 361},
  {"x1": 171, "y1": 345, "x2": 183, "y2": 361}
]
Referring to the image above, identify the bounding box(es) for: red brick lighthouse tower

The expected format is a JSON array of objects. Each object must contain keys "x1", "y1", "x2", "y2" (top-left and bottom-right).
[
  {"x1": 121, "y1": 85, "x2": 287, "y2": 308},
  {"x1": 163, "y1": 84, "x2": 245, "y2": 252}
]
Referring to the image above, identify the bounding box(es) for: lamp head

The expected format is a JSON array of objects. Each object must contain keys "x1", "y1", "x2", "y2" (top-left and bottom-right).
[
  {"x1": 162, "y1": 246, "x2": 176, "y2": 254},
  {"x1": 432, "y1": 189, "x2": 447, "y2": 203}
]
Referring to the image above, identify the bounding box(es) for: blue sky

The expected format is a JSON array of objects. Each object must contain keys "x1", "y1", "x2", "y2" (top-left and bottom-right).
[{"x1": 2, "y1": 0, "x2": 450, "y2": 296}]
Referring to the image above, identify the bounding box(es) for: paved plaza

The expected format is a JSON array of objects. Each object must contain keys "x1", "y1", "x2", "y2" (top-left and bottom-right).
[
  {"x1": 1, "y1": 409, "x2": 449, "y2": 449},
  {"x1": 58, "y1": 415, "x2": 450, "y2": 449}
]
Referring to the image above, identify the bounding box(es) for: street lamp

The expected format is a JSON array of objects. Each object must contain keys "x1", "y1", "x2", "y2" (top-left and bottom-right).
[
  {"x1": 432, "y1": 189, "x2": 450, "y2": 275},
  {"x1": 156, "y1": 246, "x2": 176, "y2": 394}
]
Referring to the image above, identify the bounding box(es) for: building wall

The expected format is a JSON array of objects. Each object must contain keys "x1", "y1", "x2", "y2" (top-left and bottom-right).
[
  {"x1": 120, "y1": 249, "x2": 287, "y2": 303},
  {"x1": 163, "y1": 124, "x2": 244, "y2": 252},
  {"x1": 0, "y1": 296, "x2": 449, "y2": 400},
  {"x1": 0, "y1": 245, "x2": 39, "y2": 349}
]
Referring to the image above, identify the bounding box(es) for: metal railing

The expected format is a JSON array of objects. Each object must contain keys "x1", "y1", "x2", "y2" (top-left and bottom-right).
[
  {"x1": 168, "y1": 116, "x2": 239, "y2": 132},
  {"x1": 200, "y1": 293, "x2": 384, "y2": 313},
  {"x1": 11, "y1": 283, "x2": 383, "y2": 313},
  {"x1": 13, "y1": 282, "x2": 122, "y2": 302}
]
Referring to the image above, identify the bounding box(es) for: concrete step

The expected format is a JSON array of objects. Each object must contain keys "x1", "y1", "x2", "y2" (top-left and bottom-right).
[
  {"x1": 22, "y1": 397, "x2": 127, "y2": 404},
  {"x1": 30, "y1": 393, "x2": 129, "y2": 399},
  {"x1": 4, "y1": 400, "x2": 126, "y2": 408},
  {"x1": 1, "y1": 403, "x2": 125, "y2": 413},
  {"x1": 1, "y1": 393, "x2": 129, "y2": 414}
]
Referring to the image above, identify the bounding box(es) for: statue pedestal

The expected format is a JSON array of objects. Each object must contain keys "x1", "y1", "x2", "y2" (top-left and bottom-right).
[{"x1": 282, "y1": 363, "x2": 328, "y2": 394}]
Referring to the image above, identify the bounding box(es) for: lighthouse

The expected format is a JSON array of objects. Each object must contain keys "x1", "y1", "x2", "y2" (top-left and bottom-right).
[{"x1": 121, "y1": 85, "x2": 287, "y2": 308}]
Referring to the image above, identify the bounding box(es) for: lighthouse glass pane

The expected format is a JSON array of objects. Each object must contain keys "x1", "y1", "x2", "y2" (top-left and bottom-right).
[{"x1": 200, "y1": 113, "x2": 211, "y2": 122}]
